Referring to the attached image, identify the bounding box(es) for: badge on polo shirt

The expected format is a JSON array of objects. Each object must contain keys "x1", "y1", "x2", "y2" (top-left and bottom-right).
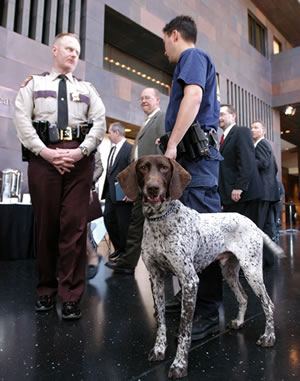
[
  {"x1": 20, "y1": 76, "x2": 33, "y2": 88},
  {"x1": 71, "y1": 91, "x2": 80, "y2": 102}
]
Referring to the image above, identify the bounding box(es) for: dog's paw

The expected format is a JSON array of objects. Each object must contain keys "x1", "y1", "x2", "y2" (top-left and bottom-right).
[
  {"x1": 148, "y1": 347, "x2": 165, "y2": 362},
  {"x1": 168, "y1": 364, "x2": 188, "y2": 379},
  {"x1": 228, "y1": 319, "x2": 244, "y2": 330},
  {"x1": 256, "y1": 333, "x2": 275, "y2": 347}
]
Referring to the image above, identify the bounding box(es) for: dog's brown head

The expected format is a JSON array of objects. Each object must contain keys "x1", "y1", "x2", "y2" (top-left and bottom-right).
[{"x1": 117, "y1": 155, "x2": 191, "y2": 204}]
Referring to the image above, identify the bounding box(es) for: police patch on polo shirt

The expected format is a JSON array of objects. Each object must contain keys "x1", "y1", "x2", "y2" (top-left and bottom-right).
[{"x1": 20, "y1": 76, "x2": 33, "y2": 88}]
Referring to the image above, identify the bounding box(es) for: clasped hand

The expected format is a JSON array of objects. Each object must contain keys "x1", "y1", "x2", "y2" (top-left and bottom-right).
[{"x1": 40, "y1": 147, "x2": 83, "y2": 174}]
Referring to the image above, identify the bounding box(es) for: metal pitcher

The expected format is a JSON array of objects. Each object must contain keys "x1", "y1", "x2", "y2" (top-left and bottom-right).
[{"x1": 1, "y1": 169, "x2": 22, "y2": 201}]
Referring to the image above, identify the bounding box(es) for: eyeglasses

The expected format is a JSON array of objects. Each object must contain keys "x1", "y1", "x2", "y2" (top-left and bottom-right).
[{"x1": 140, "y1": 96, "x2": 155, "y2": 102}]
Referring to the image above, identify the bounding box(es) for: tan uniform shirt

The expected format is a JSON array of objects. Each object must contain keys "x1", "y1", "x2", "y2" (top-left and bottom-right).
[{"x1": 14, "y1": 70, "x2": 106, "y2": 155}]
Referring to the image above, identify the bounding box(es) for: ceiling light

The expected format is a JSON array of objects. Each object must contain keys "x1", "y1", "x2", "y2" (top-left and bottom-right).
[{"x1": 284, "y1": 105, "x2": 296, "y2": 116}]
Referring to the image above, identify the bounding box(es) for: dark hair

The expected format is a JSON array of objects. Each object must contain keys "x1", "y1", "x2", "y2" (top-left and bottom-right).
[
  {"x1": 163, "y1": 15, "x2": 197, "y2": 43},
  {"x1": 220, "y1": 104, "x2": 236, "y2": 115},
  {"x1": 110, "y1": 122, "x2": 125, "y2": 136},
  {"x1": 251, "y1": 120, "x2": 265, "y2": 129}
]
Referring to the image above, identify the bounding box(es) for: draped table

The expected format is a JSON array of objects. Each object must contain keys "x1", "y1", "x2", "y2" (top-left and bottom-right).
[{"x1": 0, "y1": 203, "x2": 35, "y2": 260}]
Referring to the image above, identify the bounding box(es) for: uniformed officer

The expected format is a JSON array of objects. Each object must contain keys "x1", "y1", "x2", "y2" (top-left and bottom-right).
[
  {"x1": 162, "y1": 16, "x2": 223, "y2": 340},
  {"x1": 14, "y1": 33, "x2": 106, "y2": 320}
]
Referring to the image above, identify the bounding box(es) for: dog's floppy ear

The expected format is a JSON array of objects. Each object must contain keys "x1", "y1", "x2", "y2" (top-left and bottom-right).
[
  {"x1": 116, "y1": 161, "x2": 139, "y2": 201},
  {"x1": 168, "y1": 159, "x2": 191, "y2": 200}
]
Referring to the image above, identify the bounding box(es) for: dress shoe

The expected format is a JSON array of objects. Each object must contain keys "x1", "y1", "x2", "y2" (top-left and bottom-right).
[
  {"x1": 87, "y1": 264, "x2": 98, "y2": 279},
  {"x1": 35, "y1": 295, "x2": 55, "y2": 312},
  {"x1": 62, "y1": 301, "x2": 82, "y2": 320},
  {"x1": 191, "y1": 315, "x2": 219, "y2": 341},
  {"x1": 109, "y1": 250, "x2": 121, "y2": 260},
  {"x1": 87, "y1": 256, "x2": 100, "y2": 280},
  {"x1": 105, "y1": 259, "x2": 134, "y2": 275},
  {"x1": 165, "y1": 290, "x2": 182, "y2": 313}
]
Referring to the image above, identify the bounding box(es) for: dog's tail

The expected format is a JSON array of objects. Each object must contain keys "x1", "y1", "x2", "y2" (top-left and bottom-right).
[{"x1": 262, "y1": 232, "x2": 286, "y2": 258}]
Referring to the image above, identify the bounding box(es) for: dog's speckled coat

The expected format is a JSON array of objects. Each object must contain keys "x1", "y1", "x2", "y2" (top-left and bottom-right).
[{"x1": 117, "y1": 155, "x2": 285, "y2": 379}]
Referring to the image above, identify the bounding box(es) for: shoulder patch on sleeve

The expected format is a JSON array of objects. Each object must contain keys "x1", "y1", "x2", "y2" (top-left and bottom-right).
[
  {"x1": 89, "y1": 83, "x2": 100, "y2": 97},
  {"x1": 20, "y1": 72, "x2": 50, "y2": 88},
  {"x1": 20, "y1": 76, "x2": 33, "y2": 88}
]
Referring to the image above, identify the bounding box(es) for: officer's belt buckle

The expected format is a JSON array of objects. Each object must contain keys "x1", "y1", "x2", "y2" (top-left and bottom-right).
[{"x1": 60, "y1": 126, "x2": 72, "y2": 141}]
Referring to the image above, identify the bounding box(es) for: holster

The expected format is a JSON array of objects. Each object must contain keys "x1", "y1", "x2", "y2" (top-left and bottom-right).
[
  {"x1": 33, "y1": 120, "x2": 50, "y2": 143},
  {"x1": 21, "y1": 144, "x2": 30, "y2": 162},
  {"x1": 159, "y1": 132, "x2": 186, "y2": 159},
  {"x1": 21, "y1": 120, "x2": 49, "y2": 162},
  {"x1": 159, "y1": 121, "x2": 218, "y2": 161},
  {"x1": 77, "y1": 119, "x2": 93, "y2": 142}
]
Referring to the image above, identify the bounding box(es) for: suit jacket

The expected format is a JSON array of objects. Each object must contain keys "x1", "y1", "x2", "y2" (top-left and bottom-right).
[
  {"x1": 104, "y1": 140, "x2": 133, "y2": 203},
  {"x1": 219, "y1": 125, "x2": 263, "y2": 205},
  {"x1": 255, "y1": 139, "x2": 280, "y2": 202},
  {"x1": 137, "y1": 110, "x2": 165, "y2": 157}
]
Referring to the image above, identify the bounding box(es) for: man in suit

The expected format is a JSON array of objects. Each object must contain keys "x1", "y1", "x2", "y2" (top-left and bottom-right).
[
  {"x1": 103, "y1": 123, "x2": 133, "y2": 258},
  {"x1": 218, "y1": 104, "x2": 262, "y2": 222},
  {"x1": 251, "y1": 120, "x2": 280, "y2": 266},
  {"x1": 105, "y1": 88, "x2": 165, "y2": 274}
]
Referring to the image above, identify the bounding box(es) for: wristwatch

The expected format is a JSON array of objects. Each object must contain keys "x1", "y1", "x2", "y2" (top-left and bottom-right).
[{"x1": 79, "y1": 146, "x2": 89, "y2": 157}]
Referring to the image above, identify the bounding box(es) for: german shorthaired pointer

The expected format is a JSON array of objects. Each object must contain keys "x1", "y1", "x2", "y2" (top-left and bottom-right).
[{"x1": 117, "y1": 155, "x2": 285, "y2": 379}]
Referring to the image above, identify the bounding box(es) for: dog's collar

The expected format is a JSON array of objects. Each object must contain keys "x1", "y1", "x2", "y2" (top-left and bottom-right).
[{"x1": 146, "y1": 202, "x2": 176, "y2": 221}]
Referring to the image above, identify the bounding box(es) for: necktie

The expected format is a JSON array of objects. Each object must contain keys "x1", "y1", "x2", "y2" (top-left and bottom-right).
[
  {"x1": 107, "y1": 145, "x2": 116, "y2": 177},
  {"x1": 220, "y1": 134, "x2": 224, "y2": 146},
  {"x1": 57, "y1": 74, "x2": 68, "y2": 129}
]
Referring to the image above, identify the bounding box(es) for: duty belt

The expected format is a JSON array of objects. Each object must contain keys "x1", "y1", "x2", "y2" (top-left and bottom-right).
[
  {"x1": 21, "y1": 119, "x2": 93, "y2": 162},
  {"x1": 32, "y1": 119, "x2": 93, "y2": 144}
]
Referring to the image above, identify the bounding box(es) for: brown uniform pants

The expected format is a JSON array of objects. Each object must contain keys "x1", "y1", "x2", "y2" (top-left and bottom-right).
[{"x1": 28, "y1": 141, "x2": 93, "y2": 303}]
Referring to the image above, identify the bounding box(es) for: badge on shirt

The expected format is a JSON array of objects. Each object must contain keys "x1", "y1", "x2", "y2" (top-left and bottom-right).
[
  {"x1": 20, "y1": 76, "x2": 33, "y2": 88},
  {"x1": 71, "y1": 91, "x2": 80, "y2": 102}
]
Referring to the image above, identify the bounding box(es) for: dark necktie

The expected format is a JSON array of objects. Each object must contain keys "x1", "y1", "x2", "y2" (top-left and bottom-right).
[
  {"x1": 107, "y1": 145, "x2": 116, "y2": 177},
  {"x1": 57, "y1": 74, "x2": 68, "y2": 129},
  {"x1": 220, "y1": 134, "x2": 224, "y2": 146}
]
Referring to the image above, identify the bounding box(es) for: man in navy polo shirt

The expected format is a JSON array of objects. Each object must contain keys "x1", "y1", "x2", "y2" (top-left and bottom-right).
[{"x1": 163, "y1": 15, "x2": 223, "y2": 340}]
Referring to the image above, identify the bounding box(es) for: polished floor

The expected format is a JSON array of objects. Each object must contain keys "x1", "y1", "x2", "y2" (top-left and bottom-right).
[{"x1": 1, "y1": 229, "x2": 300, "y2": 381}]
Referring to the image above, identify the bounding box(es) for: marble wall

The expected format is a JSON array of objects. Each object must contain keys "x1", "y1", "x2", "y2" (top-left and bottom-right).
[{"x1": 0, "y1": 0, "x2": 298, "y2": 191}]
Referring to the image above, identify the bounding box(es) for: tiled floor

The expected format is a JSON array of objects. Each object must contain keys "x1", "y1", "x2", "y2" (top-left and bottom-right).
[{"x1": 0, "y1": 230, "x2": 299, "y2": 381}]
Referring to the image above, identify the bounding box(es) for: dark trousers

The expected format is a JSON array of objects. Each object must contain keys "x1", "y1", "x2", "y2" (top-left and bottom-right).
[
  {"x1": 120, "y1": 196, "x2": 144, "y2": 268},
  {"x1": 256, "y1": 201, "x2": 276, "y2": 237},
  {"x1": 256, "y1": 200, "x2": 277, "y2": 266},
  {"x1": 28, "y1": 142, "x2": 93, "y2": 303},
  {"x1": 103, "y1": 196, "x2": 133, "y2": 253},
  {"x1": 223, "y1": 200, "x2": 259, "y2": 225},
  {"x1": 180, "y1": 186, "x2": 223, "y2": 318},
  {"x1": 178, "y1": 156, "x2": 223, "y2": 318}
]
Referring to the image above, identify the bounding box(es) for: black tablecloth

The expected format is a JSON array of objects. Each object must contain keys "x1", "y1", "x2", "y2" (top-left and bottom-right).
[{"x1": 0, "y1": 204, "x2": 35, "y2": 260}]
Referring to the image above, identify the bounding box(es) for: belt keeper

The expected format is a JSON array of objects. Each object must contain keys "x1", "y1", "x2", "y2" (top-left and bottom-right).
[{"x1": 75, "y1": 126, "x2": 81, "y2": 139}]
